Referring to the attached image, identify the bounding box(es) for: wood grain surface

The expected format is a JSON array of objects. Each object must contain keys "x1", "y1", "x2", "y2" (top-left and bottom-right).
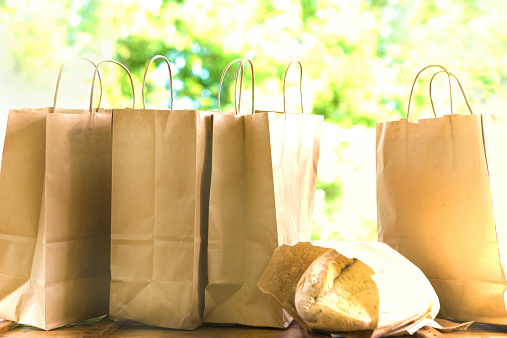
[{"x1": 1, "y1": 317, "x2": 507, "y2": 337}]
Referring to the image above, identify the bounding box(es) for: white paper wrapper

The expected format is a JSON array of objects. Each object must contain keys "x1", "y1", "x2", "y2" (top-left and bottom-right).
[{"x1": 313, "y1": 241, "x2": 440, "y2": 337}]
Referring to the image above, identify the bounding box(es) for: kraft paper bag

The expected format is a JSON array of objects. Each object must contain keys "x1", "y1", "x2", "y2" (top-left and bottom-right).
[
  {"x1": 377, "y1": 65, "x2": 507, "y2": 324},
  {"x1": 0, "y1": 57, "x2": 126, "y2": 330},
  {"x1": 204, "y1": 59, "x2": 323, "y2": 327},
  {"x1": 109, "y1": 56, "x2": 211, "y2": 329}
]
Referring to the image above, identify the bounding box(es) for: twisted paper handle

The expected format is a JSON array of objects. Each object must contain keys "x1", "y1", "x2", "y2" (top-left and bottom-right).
[
  {"x1": 218, "y1": 59, "x2": 240, "y2": 113},
  {"x1": 142, "y1": 55, "x2": 174, "y2": 109},
  {"x1": 429, "y1": 71, "x2": 473, "y2": 115},
  {"x1": 235, "y1": 58, "x2": 254, "y2": 115},
  {"x1": 407, "y1": 65, "x2": 452, "y2": 120},
  {"x1": 52, "y1": 57, "x2": 103, "y2": 113},
  {"x1": 89, "y1": 59, "x2": 135, "y2": 112},
  {"x1": 283, "y1": 59, "x2": 304, "y2": 114},
  {"x1": 218, "y1": 58, "x2": 255, "y2": 115}
]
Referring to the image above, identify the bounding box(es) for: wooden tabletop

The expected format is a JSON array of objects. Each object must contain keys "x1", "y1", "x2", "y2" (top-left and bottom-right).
[{"x1": 2, "y1": 316, "x2": 507, "y2": 337}]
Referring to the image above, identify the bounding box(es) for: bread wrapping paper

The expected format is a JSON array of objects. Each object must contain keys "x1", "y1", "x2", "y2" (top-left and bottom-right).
[
  {"x1": 377, "y1": 67, "x2": 507, "y2": 323},
  {"x1": 259, "y1": 241, "x2": 441, "y2": 337},
  {"x1": 316, "y1": 241, "x2": 440, "y2": 337},
  {"x1": 0, "y1": 106, "x2": 113, "y2": 330}
]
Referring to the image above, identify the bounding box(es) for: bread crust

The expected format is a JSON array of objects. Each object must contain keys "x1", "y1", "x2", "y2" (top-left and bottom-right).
[
  {"x1": 257, "y1": 242, "x2": 332, "y2": 330},
  {"x1": 295, "y1": 249, "x2": 379, "y2": 332}
]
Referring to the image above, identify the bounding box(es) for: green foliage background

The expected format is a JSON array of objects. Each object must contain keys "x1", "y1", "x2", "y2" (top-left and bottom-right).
[{"x1": 1, "y1": 0, "x2": 507, "y2": 240}]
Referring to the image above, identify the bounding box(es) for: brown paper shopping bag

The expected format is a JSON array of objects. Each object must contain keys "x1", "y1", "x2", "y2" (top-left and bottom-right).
[
  {"x1": 377, "y1": 65, "x2": 507, "y2": 324},
  {"x1": 204, "y1": 59, "x2": 323, "y2": 327},
  {"x1": 109, "y1": 55, "x2": 211, "y2": 329},
  {"x1": 0, "y1": 57, "x2": 132, "y2": 330}
]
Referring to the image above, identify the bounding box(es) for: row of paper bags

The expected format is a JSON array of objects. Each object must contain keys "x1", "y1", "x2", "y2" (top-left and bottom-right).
[
  {"x1": 3, "y1": 56, "x2": 507, "y2": 331},
  {"x1": 0, "y1": 56, "x2": 323, "y2": 330}
]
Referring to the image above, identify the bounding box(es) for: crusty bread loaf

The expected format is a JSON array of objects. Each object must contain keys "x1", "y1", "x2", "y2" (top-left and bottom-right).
[
  {"x1": 257, "y1": 242, "x2": 333, "y2": 330},
  {"x1": 295, "y1": 249, "x2": 379, "y2": 332}
]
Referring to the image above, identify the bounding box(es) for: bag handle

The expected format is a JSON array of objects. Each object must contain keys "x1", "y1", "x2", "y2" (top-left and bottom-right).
[
  {"x1": 218, "y1": 59, "x2": 241, "y2": 113},
  {"x1": 89, "y1": 59, "x2": 135, "y2": 112},
  {"x1": 52, "y1": 57, "x2": 103, "y2": 113},
  {"x1": 218, "y1": 58, "x2": 255, "y2": 115},
  {"x1": 142, "y1": 55, "x2": 174, "y2": 110},
  {"x1": 235, "y1": 58, "x2": 254, "y2": 115},
  {"x1": 283, "y1": 59, "x2": 304, "y2": 114},
  {"x1": 429, "y1": 70, "x2": 473, "y2": 115},
  {"x1": 407, "y1": 65, "x2": 452, "y2": 121}
]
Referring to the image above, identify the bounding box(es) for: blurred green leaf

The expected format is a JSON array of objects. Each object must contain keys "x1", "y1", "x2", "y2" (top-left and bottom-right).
[{"x1": 3, "y1": 0, "x2": 507, "y2": 242}]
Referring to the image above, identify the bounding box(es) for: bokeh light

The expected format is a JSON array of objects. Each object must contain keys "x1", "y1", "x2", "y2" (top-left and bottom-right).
[{"x1": 1, "y1": 0, "x2": 507, "y2": 241}]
